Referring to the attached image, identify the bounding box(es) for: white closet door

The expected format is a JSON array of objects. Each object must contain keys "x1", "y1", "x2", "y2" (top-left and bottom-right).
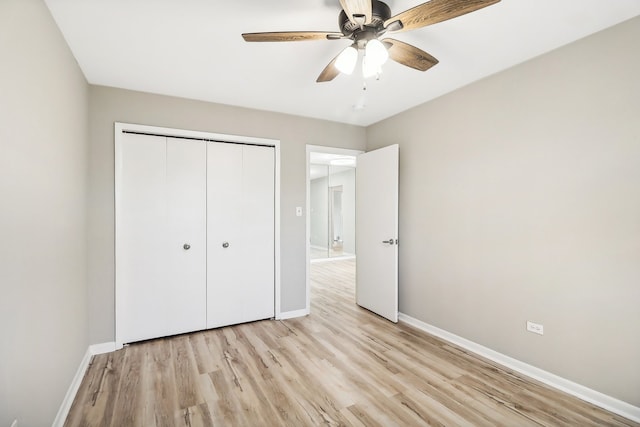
[
  {"x1": 241, "y1": 145, "x2": 275, "y2": 321},
  {"x1": 116, "y1": 134, "x2": 206, "y2": 344},
  {"x1": 207, "y1": 142, "x2": 275, "y2": 328},
  {"x1": 116, "y1": 133, "x2": 167, "y2": 344},
  {"x1": 165, "y1": 138, "x2": 207, "y2": 336}
]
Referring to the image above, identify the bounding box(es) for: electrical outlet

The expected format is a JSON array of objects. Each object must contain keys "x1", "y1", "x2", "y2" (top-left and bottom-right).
[{"x1": 526, "y1": 321, "x2": 544, "y2": 335}]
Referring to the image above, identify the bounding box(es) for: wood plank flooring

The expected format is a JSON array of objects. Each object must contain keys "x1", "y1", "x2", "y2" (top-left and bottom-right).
[{"x1": 65, "y1": 259, "x2": 638, "y2": 426}]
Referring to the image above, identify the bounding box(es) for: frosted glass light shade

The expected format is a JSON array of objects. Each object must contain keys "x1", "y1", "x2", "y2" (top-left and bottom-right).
[
  {"x1": 335, "y1": 46, "x2": 358, "y2": 75},
  {"x1": 365, "y1": 39, "x2": 389, "y2": 68}
]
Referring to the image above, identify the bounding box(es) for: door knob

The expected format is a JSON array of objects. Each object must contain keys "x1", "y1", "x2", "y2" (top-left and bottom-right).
[
  {"x1": 183, "y1": 243, "x2": 191, "y2": 250},
  {"x1": 222, "y1": 242, "x2": 230, "y2": 248},
  {"x1": 382, "y1": 239, "x2": 395, "y2": 245}
]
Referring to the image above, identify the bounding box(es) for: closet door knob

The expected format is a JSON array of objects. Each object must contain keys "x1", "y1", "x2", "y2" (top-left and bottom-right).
[
  {"x1": 222, "y1": 242, "x2": 230, "y2": 248},
  {"x1": 183, "y1": 243, "x2": 191, "y2": 250}
]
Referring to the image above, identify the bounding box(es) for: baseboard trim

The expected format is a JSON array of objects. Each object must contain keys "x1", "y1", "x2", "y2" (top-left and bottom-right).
[
  {"x1": 52, "y1": 347, "x2": 92, "y2": 427},
  {"x1": 52, "y1": 342, "x2": 118, "y2": 426},
  {"x1": 310, "y1": 255, "x2": 356, "y2": 264},
  {"x1": 90, "y1": 341, "x2": 117, "y2": 355},
  {"x1": 398, "y1": 313, "x2": 640, "y2": 423},
  {"x1": 277, "y1": 308, "x2": 310, "y2": 320}
]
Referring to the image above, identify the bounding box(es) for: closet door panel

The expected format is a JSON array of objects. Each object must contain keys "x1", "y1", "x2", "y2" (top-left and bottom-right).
[
  {"x1": 116, "y1": 133, "x2": 170, "y2": 343},
  {"x1": 207, "y1": 142, "x2": 244, "y2": 328},
  {"x1": 116, "y1": 134, "x2": 207, "y2": 344},
  {"x1": 165, "y1": 138, "x2": 207, "y2": 336},
  {"x1": 241, "y1": 145, "x2": 275, "y2": 321},
  {"x1": 206, "y1": 143, "x2": 275, "y2": 328}
]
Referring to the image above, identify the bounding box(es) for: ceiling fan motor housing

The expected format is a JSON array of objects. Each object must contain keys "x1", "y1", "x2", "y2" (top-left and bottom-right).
[{"x1": 339, "y1": 0, "x2": 392, "y2": 43}]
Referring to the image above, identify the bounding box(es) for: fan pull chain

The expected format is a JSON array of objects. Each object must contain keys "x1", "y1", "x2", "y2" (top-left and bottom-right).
[{"x1": 362, "y1": 72, "x2": 382, "y2": 91}]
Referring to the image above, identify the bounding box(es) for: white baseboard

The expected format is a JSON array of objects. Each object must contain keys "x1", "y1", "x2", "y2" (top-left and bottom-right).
[
  {"x1": 398, "y1": 313, "x2": 640, "y2": 423},
  {"x1": 90, "y1": 341, "x2": 117, "y2": 355},
  {"x1": 277, "y1": 308, "x2": 310, "y2": 320},
  {"x1": 310, "y1": 254, "x2": 356, "y2": 263},
  {"x1": 52, "y1": 347, "x2": 92, "y2": 427},
  {"x1": 52, "y1": 342, "x2": 117, "y2": 426}
]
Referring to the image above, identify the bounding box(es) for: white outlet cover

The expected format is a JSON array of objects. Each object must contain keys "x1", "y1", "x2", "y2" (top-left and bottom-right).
[{"x1": 526, "y1": 321, "x2": 544, "y2": 335}]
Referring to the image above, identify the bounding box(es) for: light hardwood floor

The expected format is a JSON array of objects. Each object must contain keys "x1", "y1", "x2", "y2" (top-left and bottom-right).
[{"x1": 66, "y1": 259, "x2": 638, "y2": 426}]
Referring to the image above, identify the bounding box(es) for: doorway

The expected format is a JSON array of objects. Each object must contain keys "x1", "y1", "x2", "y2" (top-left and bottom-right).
[{"x1": 306, "y1": 145, "x2": 362, "y2": 312}]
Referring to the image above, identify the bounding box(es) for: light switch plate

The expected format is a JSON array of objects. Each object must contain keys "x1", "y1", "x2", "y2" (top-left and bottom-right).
[{"x1": 296, "y1": 207, "x2": 303, "y2": 217}]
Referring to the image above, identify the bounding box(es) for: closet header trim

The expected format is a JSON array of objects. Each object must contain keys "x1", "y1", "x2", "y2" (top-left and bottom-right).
[
  {"x1": 115, "y1": 122, "x2": 279, "y2": 149},
  {"x1": 122, "y1": 130, "x2": 274, "y2": 148}
]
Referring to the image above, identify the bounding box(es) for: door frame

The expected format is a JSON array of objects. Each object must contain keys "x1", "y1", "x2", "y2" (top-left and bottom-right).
[
  {"x1": 115, "y1": 122, "x2": 281, "y2": 348},
  {"x1": 305, "y1": 145, "x2": 363, "y2": 314}
]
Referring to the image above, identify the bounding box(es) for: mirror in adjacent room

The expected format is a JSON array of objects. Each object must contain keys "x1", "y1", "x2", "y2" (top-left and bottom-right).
[
  {"x1": 329, "y1": 184, "x2": 344, "y2": 256},
  {"x1": 309, "y1": 153, "x2": 356, "y2": 260}
]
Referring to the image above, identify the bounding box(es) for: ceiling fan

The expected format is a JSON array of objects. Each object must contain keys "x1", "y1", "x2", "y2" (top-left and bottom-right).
[{"x1": 242, "y1": 0, "x2": 501, "y2": 83}]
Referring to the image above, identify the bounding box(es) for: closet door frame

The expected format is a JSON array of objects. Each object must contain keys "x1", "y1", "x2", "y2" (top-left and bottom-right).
[{"x1": 114, "y1": 122, "x2": 281, "y2": 349}]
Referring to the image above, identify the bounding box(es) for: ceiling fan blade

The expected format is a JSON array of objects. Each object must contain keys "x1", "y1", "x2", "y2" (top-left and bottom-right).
[
  {"x1": 316, "y1": 54, "x2": 341, "y2": 83},
  {"x1": 242, "y1": 32, "x2": 344, "y2": 42},
  {"x1": 384, "y1": 0, "x2": 500, "y2": 33},
  {"x1": 339, "y1": 0, "x2": 373, "y2": 25},
  {"x1": 382, "y1": 39, "x2": 438, "y2": 71}
]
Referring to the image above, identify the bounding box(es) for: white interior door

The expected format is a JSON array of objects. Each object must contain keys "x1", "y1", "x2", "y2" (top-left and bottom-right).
[
  {"x1": 355, "y1": 144, "x2": 399, "y2": 322},
  {"x1": 207, "y1": 142, "x2": 275, "y2": 328},
  {"x1": 116, "y1": 134, "x2": 207, "y2": 344}
]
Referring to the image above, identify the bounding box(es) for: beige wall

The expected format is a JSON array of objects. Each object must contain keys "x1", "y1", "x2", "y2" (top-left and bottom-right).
[
  {"x1": 367, "y1": 17, "x2": 640, "y2": 406},
  {"x1": 88, "y1": 86, "x2": 367, "y2": 343},
  {"x1": 0, "y1": 0, "x2": 89, "y2": 425}
]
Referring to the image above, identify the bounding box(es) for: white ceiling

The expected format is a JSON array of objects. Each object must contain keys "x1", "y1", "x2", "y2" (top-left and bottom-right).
[{"x1": 44, "y1": 0, "x2": 640, "y2": 127}]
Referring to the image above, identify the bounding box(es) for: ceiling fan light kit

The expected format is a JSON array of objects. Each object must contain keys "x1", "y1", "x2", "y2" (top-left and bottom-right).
[
  {"x1": 363, "y1": 38, "x2": 389, "y2": 77},
  {"x1": 335, "y1": 45, "x2": 359, "y2": 74},
  {"x1": 241, "y1": 0, "x2": 501, "y2": 83}
]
